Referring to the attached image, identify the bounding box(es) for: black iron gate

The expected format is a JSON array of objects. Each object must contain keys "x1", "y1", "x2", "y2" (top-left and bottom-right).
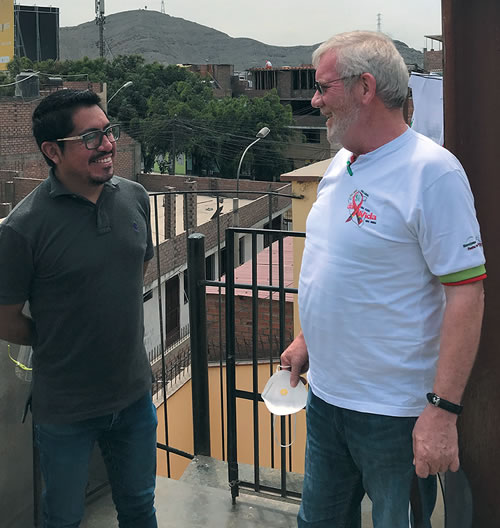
[{"x1": 224, "y1": 226, "x2": 305, "y2": 503}]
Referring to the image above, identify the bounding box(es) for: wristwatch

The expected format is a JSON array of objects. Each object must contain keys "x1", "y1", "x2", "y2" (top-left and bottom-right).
[{"x1": 426, "y1": 392, "x2": 463, "y2": 415}]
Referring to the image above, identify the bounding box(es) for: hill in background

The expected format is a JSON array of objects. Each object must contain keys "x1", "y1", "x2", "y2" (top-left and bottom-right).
[{"x1": 60, "y1": 10, "x2": 423, "y2": 71}]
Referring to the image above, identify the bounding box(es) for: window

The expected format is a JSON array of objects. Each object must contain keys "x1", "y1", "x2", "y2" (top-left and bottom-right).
[
  {"x1": 183, "y1": 270, "x2": 189, "y2": 304},
  {"x1": 205, "y1": 254, "x2": 215, "y2": 281},
  {"x1": 220, "y1": 247, "x2": 227, "y2": 278},
  {"x1": 303, "y1": 129, "x2": 321, "y2": 144},
  {"x1": 239, "y1": 237, "x2": 246, "y2": 266}
]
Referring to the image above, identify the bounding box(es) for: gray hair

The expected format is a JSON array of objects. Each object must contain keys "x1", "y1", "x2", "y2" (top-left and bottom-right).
[{"x1": 312, "y1": 31, "x2": 409, "y2": 109}]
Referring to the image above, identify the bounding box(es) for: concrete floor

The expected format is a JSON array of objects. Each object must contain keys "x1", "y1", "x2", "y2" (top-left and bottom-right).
[
  {"x1": 81, "y1": 476, "x2": 299, "y2": 528},
  {"x1": 81, "y1": 456, "x2": 445, "y2": 527}
]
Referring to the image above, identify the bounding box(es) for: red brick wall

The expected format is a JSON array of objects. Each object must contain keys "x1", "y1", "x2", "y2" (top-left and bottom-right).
[
  {"x1": 143, "y1": 190, "x2": 292, "y2": 287},
  {"x1": 139, "y1": 173, "x2": 291, "y2": 199},
  {"x1": 424, "y1": 50, "x2": 443, "y2": 72},
  {"x1": 206, "y1": 293, "x2": 294, "y2": 360},
  {"x1": 0, "y1": 96, "x2": 141, "y2": 202}
]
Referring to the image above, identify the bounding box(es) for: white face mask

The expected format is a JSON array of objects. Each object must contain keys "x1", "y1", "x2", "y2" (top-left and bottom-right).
[
  {"x1": 262, "y1": 367, "x2": 308, "y2": 416},
  {"x1": 262, "y1": 367, "x2": 308, "y2": 448}
]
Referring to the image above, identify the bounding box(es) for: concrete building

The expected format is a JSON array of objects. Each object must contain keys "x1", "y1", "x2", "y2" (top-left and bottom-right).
[
  {"x1": 423, "y1": 35, "x2": 443, "y2": 73},
  {"x1": 138, "y1": 173, "x2": 293, "y2": 373}
]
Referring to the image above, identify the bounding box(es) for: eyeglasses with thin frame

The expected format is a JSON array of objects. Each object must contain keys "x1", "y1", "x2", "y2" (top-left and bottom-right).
[
  {"x1": 314, "y1": 75, "x2": 360, "y2": 96},
  {"x1": 56, "y1": 124, "x2": 121, "y2": 150}
]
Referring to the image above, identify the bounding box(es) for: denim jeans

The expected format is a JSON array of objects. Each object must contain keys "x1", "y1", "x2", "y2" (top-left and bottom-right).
[
  {"x1": 298, "y1": 390, "x2": 436, "y2": 528},
  {"x1": 34, "y1": 392, "x2": 158, "y2": 528}
]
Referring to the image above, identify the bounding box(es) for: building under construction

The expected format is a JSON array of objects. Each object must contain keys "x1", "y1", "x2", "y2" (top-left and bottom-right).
[{"x1": 14, "y1": 4, "x2": 59, "y2": 63}]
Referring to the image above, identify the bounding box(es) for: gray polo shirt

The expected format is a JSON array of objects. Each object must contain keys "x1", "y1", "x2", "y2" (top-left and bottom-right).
[{"x1": 0, "y1": 170, "x2": 154, "y2": 423}]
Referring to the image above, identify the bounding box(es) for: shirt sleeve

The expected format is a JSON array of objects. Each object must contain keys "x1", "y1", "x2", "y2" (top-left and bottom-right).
[
  {"x1": 416, "y1": 169, "x2": 486, "y2": 279},
  {"x1": 0, "y1": 224, "x2": 34, "y2": 304}
]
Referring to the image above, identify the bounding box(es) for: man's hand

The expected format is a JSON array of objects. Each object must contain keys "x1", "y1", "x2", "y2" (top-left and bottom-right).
[
  {"x1": 281, "y1": 331, "x2": 309, "y2": 388},
  {"x1": 412, "y1": 404, "x2": 460, "y2": 478}
]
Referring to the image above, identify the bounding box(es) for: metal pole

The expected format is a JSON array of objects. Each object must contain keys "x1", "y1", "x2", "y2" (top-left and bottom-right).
[
  {"x1": 225, "y1": 228, "x2": 239, "y2": 503},
  {"x1": 188, "y1": 233, "x2": 211, "y2": 456},
  {"x1": 233, "y1": 137, "x2": 261, "y2": 227}
]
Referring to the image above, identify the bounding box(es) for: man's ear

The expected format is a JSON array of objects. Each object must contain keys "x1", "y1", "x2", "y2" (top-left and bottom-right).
[
  {"x1": 41, "y1": 141, "x2": 63, "y2": 166},
  {"x1": 357, "y1": 73, "x2": 377, "y2": 105}
]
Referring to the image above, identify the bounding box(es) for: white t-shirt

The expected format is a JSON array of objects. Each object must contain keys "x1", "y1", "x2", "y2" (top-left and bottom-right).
[{"x1": 299, "y1": 128, "x2": 485, "y2": 417}]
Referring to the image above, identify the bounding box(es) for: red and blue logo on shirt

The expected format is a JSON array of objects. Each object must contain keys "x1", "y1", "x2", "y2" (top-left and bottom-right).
[{"x1": 345, "y1": 190, "x2": 377, "y2": 227}]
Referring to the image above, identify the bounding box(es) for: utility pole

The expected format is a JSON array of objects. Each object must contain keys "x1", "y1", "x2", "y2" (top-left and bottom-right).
[
  {"x1": 161, "y1": 1, "x2": 166, "y2": 14},
  {"x1": 377, "y1": 13, "x2": 382, "y2": 33},
  {"x1": 95, "y1": 0, "x2": 105, "y2": 58}
]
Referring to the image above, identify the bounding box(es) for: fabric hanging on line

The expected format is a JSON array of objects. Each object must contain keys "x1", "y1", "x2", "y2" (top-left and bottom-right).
[{"x1": 408, "y1": 72, "x2": 444, "y2": 146}]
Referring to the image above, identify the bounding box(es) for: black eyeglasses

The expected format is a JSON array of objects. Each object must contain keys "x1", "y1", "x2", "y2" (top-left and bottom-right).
[
  {"x1": 56, "y1": 124, "x2": 121, "y2": 150},
  {"x1": 314, "y1": 75, "x2": 360, "y2": 96}
]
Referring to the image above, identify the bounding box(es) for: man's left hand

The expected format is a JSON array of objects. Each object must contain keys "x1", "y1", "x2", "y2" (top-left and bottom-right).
[{"x1": 412, "y1": 404, "x2": 460, "y2": 478}]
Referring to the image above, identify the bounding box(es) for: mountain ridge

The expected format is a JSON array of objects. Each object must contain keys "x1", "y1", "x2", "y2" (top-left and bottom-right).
[{"x1": 60, "y1": 10, "x2": 423, "y2": 71}]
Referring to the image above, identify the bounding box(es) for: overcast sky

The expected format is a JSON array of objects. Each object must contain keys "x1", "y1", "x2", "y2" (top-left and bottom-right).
[{"x1": 40, "y1": 0, "x2": 442, "y2": 51}]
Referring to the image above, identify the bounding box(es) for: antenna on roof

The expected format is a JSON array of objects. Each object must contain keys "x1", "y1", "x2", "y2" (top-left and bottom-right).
[
  {"x1": 377, "y1": 13, "x2": 382, "y2": 33},
  {"x1": 95, "y1": 0, "x2": 105, "y2": 58},
  {"x1": 161, "y1": 1, "x2": 165, "y2": 14}
]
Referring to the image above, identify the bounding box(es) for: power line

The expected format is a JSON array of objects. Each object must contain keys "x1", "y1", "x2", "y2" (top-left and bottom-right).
[{"x1": 0, "y1": 71, "x2": 40, "y2": 88}]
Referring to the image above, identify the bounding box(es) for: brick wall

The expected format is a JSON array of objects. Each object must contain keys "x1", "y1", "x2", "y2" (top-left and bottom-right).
[
  {"x1": 139, "y1": 172, "x2": 291, "y2": 199},
  {"x1": 424, "y1": 50, "x2": 443, "y2": 72},
  {"x1": 143, "y1": 190, "x2": 292, "y2": 287},
  {"x1": 0, "y1": 95, "x2": 141, "y2": 202},
  {"x1": 206, "y1": 293, "x2": 293, "y2": 361}
]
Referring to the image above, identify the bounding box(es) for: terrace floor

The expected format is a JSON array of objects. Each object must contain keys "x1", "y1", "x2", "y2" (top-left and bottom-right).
[{"x1": 81, "y1": 455, "x2": 445, "y2": 527}]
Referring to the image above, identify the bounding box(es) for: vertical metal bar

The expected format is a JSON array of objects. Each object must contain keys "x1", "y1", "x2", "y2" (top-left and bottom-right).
[
  {"x1": 153, "y1": 195, "x2": 171, "y2": 477},
  {"x1": 268, "y1": 193, "x2": 275, "y2": 469},
  {"x1": 216, "y1": 194, "x2": 226, "y2": 461},
  {"x1": 278, "y1": 236, "x2": 293, "y2": 473},
  {"x1": 251, "y1": 231, "x2": 260, "y2": 492},
  {"x1": 188, "y1": 233, "x2": 211, "y2": 456},
  {"x1": 225, "y1": 228, "x2": 239, "y2": 503},
  {"x1": 279, "y1": 235, "x2": 287, "y2": 495}
]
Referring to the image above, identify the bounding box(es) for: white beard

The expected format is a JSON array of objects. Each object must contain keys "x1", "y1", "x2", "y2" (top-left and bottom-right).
[{"x1": 326, "y1": 100, "x2": 360, "y2": 146}]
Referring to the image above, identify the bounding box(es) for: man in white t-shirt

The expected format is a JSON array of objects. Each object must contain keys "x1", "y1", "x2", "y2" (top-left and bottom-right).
[{"x1": 281, "y1": 31, "x2": 485, "y2": 528}]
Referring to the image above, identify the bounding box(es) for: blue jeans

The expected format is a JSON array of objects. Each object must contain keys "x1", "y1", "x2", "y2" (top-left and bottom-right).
[
  {"x1": 298, "y1": 390, "x2": 436, "y2": 528},
  {"x1": 34, "y1": 392, "x2": 158, "y2": 528}
]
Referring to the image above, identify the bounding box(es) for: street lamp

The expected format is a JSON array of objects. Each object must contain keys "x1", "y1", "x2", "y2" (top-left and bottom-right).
[
  {"x1": 108, "y1": 80, "x2": 133, "y2": 103},
  {"x1": 233, "y1": 126, "x2": 270, "y2": 226}
]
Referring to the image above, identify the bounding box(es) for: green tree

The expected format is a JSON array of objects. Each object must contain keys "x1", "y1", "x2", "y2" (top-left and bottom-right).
[{"x1": 20, "y1": 55, "x2": 296, "y2": 180}]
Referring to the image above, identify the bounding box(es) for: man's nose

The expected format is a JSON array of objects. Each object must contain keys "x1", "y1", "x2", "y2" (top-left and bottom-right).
[
  {"x1": 98, "y1": 134, "x2": 113, "y2": 150},
  {"x1": 311, "y1": 90, "x2": 322, "y2": 108}
]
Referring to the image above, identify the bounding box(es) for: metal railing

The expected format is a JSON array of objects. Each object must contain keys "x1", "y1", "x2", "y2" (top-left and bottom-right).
[
  {"x1": 187, "y1": 226, "x2": 305, "y2": 504},
  {"x1": 148, "y1": 185, "x2": 300, "y2": 476},
  {"x1": 224, "y1": 227, "x2": 305, "y2": 503}
]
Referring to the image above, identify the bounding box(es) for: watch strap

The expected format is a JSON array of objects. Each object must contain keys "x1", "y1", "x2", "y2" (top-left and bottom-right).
[{"x1": 426, "y1": 392, "x2": 463, "y2": 415}]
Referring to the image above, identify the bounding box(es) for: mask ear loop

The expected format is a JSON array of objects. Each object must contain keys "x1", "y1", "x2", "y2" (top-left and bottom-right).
[
  {"x1": 273, "y1": 413, "x2": 297, "y2": 448},
  {"x1": 273, "y1": 363, "x2": 296, "y2": 447}
]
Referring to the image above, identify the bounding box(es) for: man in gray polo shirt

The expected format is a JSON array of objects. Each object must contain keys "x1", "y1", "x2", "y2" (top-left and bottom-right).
[{"x1": 0, "y1": 90, "x2": 157, "y2": 527}]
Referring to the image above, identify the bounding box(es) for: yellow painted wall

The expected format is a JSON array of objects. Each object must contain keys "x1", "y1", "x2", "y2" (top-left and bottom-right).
[
  {"x1": 156, "y1": 362, "x2": 307, "y2": 480},
  {"x1": 0, "y1": 0, "x2": 14, "y2": 71}
]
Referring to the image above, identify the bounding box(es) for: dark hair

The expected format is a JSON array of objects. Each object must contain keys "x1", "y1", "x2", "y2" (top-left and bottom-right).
[{"x1": 32, "y1": 89, "x2": 103, "y2": 167}]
